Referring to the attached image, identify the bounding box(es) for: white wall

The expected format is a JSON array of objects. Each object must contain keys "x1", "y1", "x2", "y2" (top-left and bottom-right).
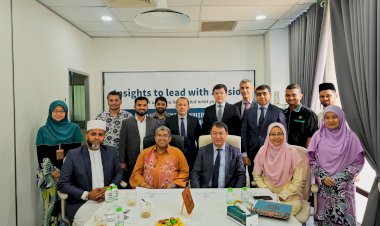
[
  {"x1": 0, "y1": 0, "x2": 16, "y2": 225},
  {"x1": 11, "y1": 0, "x2": 93, "y2": 225},
  {"x1": 91, "y1": 36, "x2": 266, "y2": 117},
  {"x1": 265, "y1": 28, "x2": 290, "y2": 106}
]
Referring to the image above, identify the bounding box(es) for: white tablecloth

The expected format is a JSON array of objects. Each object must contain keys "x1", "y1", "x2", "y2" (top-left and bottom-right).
[{"x1": 80, "y1": 188, "x2": 301, "y2": 226}]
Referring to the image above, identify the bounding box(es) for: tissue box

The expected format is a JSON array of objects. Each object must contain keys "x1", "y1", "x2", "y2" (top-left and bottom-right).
[
  {"x1": 252, "y1": 200, "x2": 292, "y2": 220},
  {"x1": 227, "y1": 205, "x2": 246, "y2": 225}
]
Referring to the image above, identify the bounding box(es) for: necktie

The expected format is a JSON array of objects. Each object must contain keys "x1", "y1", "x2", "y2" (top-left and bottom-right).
[
  {"x1": 212, "y1": 149, "x2": 222, "y2": 188},
  {"x1": 217, "y1": 105, "x2": 223, "y2": 122},
  {"x1": 180, "y1": 118, "x2": 186, "y2": 138},
  {"x1": 258, "y1": 106, "x2": 265, "y2": 129},
  {"x1": 243, "y1": 101, "x2": 249, "y2": 115},
  {"x1": 245, "y1": 101, "x2": 250, "y2": 110}
]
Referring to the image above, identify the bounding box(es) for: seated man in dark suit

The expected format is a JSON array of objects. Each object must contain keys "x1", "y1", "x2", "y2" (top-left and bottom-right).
[
  {"x1": 165, "y1": 97, "x2": 201, "y2": 171},
  {"x1": 241, "y1": 85, "x2": 286, "y2": 183},
  {"x1": 201, "y1": 84, "x2": 241, "y2": 136},
  {"x1": 191, "y1": 122, "x2": 246, "y2": 188},
  {"x1": 57, "y1": 120, "x2": 122, "y2": 224}
]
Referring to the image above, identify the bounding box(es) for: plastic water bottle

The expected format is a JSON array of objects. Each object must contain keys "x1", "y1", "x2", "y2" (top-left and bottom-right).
[
  {"x1": 114, "y1": 207, "x2": 124, "y2": 226},
  {"x1": 105, "y1": 187, "x2": 113, "y2": 204},
  {"x1": 112, "y1": 184, "x2": 119, "y2": 202},
  {"x1": 241, "y1": 187, "x2": 249, "y2": 205},
  {"x1": 227, "y1": 187, "x2": 234, "y2": 205},
  {"x1": 105, "y1": 187, "x2": 114, "y2": 221}
]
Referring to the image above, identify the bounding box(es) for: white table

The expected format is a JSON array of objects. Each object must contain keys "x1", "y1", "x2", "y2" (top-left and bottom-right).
[{"x1": 82, "y1": 188, "x2": 301, "y2": 226}]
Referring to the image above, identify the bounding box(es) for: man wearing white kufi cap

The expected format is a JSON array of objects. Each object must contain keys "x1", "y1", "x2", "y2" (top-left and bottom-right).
[{"x1": 58, "y1": 120, "x2": 122, "y2": 224}]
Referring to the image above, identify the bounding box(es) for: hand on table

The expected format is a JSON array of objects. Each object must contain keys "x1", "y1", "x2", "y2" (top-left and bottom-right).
[{"x1": 88, "y1": 187, "x2": 106, "y2": 202}]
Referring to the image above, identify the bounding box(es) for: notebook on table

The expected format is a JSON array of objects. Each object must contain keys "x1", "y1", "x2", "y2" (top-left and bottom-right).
[{"x1": 252, "y1": 200, "x2": 292, "y2": 220}]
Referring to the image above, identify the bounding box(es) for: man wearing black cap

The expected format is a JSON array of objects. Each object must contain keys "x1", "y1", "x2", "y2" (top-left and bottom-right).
[{"x1": 318, "y1": 83, "x2": 338, "y2": 125}]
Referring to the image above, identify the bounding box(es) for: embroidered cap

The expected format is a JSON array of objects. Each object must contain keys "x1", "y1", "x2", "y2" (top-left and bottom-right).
[{"x1": 87, "y1": 120, "x2": 106, "y2": 131}]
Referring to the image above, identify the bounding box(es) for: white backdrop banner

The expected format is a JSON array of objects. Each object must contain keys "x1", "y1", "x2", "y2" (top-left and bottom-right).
[{"x1": 103, "y1": 71, "x2": 255, "y2": 120}]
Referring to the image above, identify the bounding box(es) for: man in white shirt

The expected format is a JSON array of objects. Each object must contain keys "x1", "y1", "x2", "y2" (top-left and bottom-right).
[
  {"x1": 58, "y1": 120, "x2": 122, "y2": 224},
  {"x1": 118, "y1": 97, "x2": 158, "y2": 188}
]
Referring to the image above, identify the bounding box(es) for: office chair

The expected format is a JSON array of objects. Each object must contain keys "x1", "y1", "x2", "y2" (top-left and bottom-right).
[
  {"x1": 198, "y1": 135, "x2": 250, "y2": 187},
  {"x1": 143, "y1": 134, "x2": 185, "y2": 152}
]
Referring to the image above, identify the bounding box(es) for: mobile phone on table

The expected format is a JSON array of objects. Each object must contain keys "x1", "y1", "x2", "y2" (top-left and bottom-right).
[{"x1": 252, "y1": 195, "x2": 273, "y2": 200}]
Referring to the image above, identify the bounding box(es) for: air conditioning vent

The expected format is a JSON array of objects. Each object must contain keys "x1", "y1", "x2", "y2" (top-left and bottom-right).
[
  {"x1": 103, "y1": 0, "x2": 156, "y2": 8},
  {"x1": 201, "y1": 21, "x2": 237, "y2": 32}
]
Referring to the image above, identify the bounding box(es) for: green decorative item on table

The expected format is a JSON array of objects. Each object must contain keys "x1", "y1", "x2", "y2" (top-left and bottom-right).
[{"x1": 252, "y1": 200, "x2": 292, "y2": 220}]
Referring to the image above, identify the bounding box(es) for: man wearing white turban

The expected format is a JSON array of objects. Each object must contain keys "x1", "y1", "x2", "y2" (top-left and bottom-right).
[{"x1": 58, "y1": 120, "x2": 123, "y2": 224}]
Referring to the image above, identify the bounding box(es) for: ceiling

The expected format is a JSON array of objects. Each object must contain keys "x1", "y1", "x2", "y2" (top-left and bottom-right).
[{"x1": 37, "y1": 0, "x2": 316, "y2": 38}]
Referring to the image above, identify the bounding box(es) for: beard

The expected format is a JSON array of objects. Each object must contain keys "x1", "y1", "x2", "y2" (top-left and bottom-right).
[
  {"x1": 87, "y1": 140, "x2": 102, "y2": 150},
  {"x1": 156, "y1": 108, "x2": 166, "y2": 114},
  {"x1": 136, "y1": 110, "x2": 147, "y2": 116}
]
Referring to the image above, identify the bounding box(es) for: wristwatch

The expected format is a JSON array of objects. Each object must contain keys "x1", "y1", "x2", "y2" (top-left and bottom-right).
[{"x1": 171, "y1": 183, "x2": 176, "y2": 188}]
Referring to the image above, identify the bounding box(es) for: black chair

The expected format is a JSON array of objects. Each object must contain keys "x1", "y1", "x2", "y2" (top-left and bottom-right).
[{"x1": 143, "y1": 135, "x2": 185, "y2": 152}]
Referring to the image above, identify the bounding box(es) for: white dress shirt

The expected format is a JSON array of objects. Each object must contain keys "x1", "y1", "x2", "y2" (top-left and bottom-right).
[{"x1": 135, "y1": 115, "x2": 147, "y2": 152}]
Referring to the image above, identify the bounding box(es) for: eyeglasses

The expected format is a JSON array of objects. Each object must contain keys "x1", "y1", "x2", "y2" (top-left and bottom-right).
[
  {"x1": 269, "y1": 133, "x2": 284, "y2": 137},
  {"x1": 52, "y1": 110, "x2": 65, "y2": 114}
]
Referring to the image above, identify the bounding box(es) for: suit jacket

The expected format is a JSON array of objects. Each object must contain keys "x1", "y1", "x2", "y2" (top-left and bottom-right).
[
  {"x1": 118, "y1": 116, "x2": 158, "y2": 167},
  {"x1": 57, "y1": 145, "x2": 122, "y2": 223},
  {"x1": 191, "y1": 143, "x2": 246, "y2": 188},
  {"x1": 233, "y1": 100, "x2": 257, "y2": 119},
  {"x1": 241, "y1": 103, "x2": 286, "y2": 158},
  {"x1": 201, "y1": 103, "x2": 241, "y2": 136},
  {"x1": 164, "y1": 114, "x2": 201, "y2": 154}
]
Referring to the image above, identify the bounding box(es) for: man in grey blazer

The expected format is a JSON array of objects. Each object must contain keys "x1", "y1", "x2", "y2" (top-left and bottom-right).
[
  {"x1": 191, "y1": 122, "x2": 245, "y2": 188},
  {"x1": 58, "y1": 120, "x2": 122, "y2": 223},
  {"x1": 118, "y1": 96, "x2": 158, "y2": 187},
  {"x1": 241, "y1": 85, "x2": 286, "y2": 183},
  {"x1": 234, "y1": 79, "x2": 256, "y2": 119}
]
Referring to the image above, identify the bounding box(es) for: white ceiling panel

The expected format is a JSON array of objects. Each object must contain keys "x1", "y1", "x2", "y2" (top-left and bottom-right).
[
  {"x1": 111, "y1": 6, "x2": 200, "y2": 21},
  {"x1": 36, "y1": 0, "x2": 315, "y2": 38},
  {"x1": 202, "y1": 0, "x2": 298, "y2": 6},
  {"x1": 281, "y1": 4, "x2": 312, "y2": 19},
  {"x1": 87, "y1": 31, "x2": 132, "y2": 37},
  {"x1": 72, "y1": 21, "x2": 126, "y2": 32},
  {"x1": 167, "y1": 0, "x2": 202, "y2": 6},
  {"x1": 131, "y1": 32, "x2": 198, "y2": 37},
  {"x1": 51, "y1": 6, "x2": 114, "y2": 21},
  {"x1": 122, "y1": 21, "x2": 199, "y2": 32},
  {"x1": 201, "y1": 5, "x2": 292, "y2": 21},
  {"x1": 270, "y1": 19, "x2": 294, "y2": 29},
  {"x1": 235, "y1": 20, "x2": 277, "y2": 31},
  {"x1": 37, "y1": 0, "x2": 105, "y2": 7}
]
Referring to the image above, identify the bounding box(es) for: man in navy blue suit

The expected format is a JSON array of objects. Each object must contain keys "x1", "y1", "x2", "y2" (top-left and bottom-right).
[
  {"x1": 58, "y1": 120, "x2": 122, "y2": 223},
  {"x1": 241, "y1": 85, "x2": 286, "y2": 183},
  {"x1": 164, "y1": 97, "x2": 201, "y2": 171}
]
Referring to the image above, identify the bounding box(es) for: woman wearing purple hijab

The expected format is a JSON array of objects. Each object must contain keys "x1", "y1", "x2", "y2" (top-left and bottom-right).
[{"x1": 307, "y1": 105, "x2": 364, "y2": 226}]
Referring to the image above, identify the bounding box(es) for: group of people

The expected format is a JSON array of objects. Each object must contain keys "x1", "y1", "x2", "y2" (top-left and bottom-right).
[{"x1": 35, "y1": 80, "x2": 364, "y2": 226}]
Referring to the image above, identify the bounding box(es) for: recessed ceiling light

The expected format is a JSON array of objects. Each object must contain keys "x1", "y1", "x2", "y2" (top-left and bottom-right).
[
  {"x1": 101, "y1": 16, "x2": 112, "y2": 21},
  {"x1": 256, "y1": 15, "x2": 266, "y2": 20}
]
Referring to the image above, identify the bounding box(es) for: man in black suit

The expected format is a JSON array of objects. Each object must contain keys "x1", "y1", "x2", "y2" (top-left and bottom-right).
[
  {"x1": 201, "y1": 84, "x2": 240, "y2": 136},
  {"x1": 241, "y1": 85, "x2": 286, "y2": 183},
  {"x1": 234, "y1": 79, "x2": 256, "y2": 119},
  {"x1": 191, "y1": 121, "x2": 246, "y2": 188},
  {"x1": 165, "y1": 97, "x2": 201, "y2": 171}
]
